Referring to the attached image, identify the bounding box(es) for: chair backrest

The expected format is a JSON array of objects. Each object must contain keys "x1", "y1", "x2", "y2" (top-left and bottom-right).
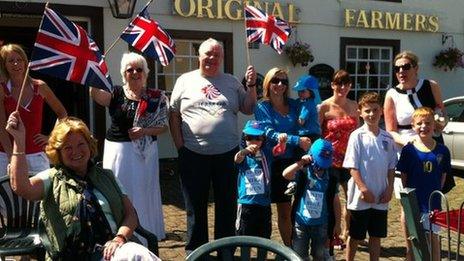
[
  {"x1": 186, "y1": 236, "x2": 302, "y2": 261},
  {"x1": 0, "y1": 175, "x2": 40, "y2": 236}
]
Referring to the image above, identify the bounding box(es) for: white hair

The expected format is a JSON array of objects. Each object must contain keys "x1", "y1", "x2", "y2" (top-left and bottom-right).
[
  {"x1": 120, "y1": 52, "x2": 150, "y2": 84},
  {"x1": 198, "y1": 38, "x2": 223, "y2": 55}
]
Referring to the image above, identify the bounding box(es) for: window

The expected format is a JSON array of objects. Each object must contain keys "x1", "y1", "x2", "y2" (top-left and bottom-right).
[
  {"x1": 445, "y1": 100, "x2": 464, "y2": 122},
  {"x1": 144, "y1": 30, "x2": 233, "y2": 94},
  {"x1": 340, "y1": 38, "x2": 400, "y2": 100}
]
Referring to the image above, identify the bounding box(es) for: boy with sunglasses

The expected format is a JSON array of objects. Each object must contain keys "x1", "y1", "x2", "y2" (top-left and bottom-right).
[
  {"x1": 342, "y1": 92, "x2": 398, "y2": 261},
  {"x1": 234, "y1": 120, "x2": 275, "y2": 238},
  {"x1": 283, "y1": 138, "x2": 337, "y2": 260}
]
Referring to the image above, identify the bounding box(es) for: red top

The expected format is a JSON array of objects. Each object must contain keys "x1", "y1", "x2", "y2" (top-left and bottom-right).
[
  {"x1": 1, "y1": 80, "x2": 44, "y2": 154},
  {"x1": 323, "y1": 116, "x2": 357, "y2": 168}
]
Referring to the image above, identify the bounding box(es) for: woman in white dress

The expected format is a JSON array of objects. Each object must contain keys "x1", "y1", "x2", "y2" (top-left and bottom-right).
[{"x1": 90, "y1": 52, "x2": 168, "y2": 241}]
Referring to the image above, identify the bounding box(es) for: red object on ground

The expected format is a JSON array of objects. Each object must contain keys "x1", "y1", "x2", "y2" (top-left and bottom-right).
[
  {"x1": 272, "y1": 142, "x2": 286, "y2": 156},
  {"x1": 430, "y1": 209, "x2": 464, "y2": 234}
]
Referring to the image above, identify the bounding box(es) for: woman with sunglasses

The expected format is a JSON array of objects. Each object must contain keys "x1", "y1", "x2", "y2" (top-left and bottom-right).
[
  {"x1": 0, "y1": 43, "x2": 67, "y2": 176},
  {"x1": 318, "y1": 69, "x2": 359, "y2": 256},
  {"x1": 90, "y1": 52, "x2": 168, "y2": 241},
  {"x1": 384, "y1": 50, "x2": 445, "y2": 147},
  {"x1": 384, "y1": 50, "x2": 448, "y2": 261},
  {"x1": 254, "y1": 67, "x2": 311, "y2": 246}
]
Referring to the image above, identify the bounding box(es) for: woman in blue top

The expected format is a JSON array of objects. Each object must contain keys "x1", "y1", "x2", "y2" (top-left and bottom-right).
[{"x1": 254, "y1": 67, "x2": 311, "y2": 246}]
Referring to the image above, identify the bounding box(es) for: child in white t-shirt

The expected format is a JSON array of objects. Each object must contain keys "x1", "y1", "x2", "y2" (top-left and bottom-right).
[{"x1": 342, "y1": 92, "x2": 398, "y2": 261}]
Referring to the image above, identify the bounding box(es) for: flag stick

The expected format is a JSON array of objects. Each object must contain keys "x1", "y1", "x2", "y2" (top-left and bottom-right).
[
  {"x1": 104, "y1": 0, "x2": 154, "y2": 57},
  {"x1": 17, "y1": 2, "x2": 49, "y2": 112},
  {"x1": 243, "y1": 1, "x2": 251, "y2": 66}
]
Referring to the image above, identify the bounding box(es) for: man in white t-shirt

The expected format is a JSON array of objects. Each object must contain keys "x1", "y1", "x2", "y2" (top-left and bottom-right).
[
  {"x1": 169, "y1": 38, "x2": 257, "y2": 254},
  {"x1": 342, "y1": 92, "x2": 398, "y2": 261}
]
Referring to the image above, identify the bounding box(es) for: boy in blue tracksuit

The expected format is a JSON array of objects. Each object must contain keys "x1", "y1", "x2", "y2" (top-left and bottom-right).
[
  {"x1": 234, "y1": 120, "x2": 274, "y2": 238},
  {"x1": 283, "y1": 139, "x2": 336, "y2": 260}
]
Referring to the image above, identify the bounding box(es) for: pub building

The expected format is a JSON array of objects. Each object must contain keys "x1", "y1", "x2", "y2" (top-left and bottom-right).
[{"x1": 0, "y1": 0, "x2": 462, "y2": 159}]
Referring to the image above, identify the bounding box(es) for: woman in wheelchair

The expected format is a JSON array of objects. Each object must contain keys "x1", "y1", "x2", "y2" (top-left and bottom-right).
[{"x1": 5, "y1": 111, "x2": 160, "y2": 261}]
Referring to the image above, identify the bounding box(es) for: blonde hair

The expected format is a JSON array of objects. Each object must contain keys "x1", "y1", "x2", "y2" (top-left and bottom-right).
[
  {"x1": 262, "y1": 67, "x2": 289, "y2": 102},
  {"x1": 0, "y1": 44, "x2": 28, "y2": 79},
  {"x1": 394, "y1": 50, "x2": 419, "y2": 67},
  {"x1": 412, "y1": 107, "x2": 434, "y2": 122},
  {"x1": 45, "y1": 117, "x2": 98, "y2": 165},
  {"x1": 120, "y1": 52, "x2": 149, "y2": 84}
]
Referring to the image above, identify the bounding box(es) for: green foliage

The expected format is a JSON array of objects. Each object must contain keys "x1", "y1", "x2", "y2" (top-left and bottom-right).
[
  {"x1": 284, "y1": 41, "x2": 314, "y2": 67},
  {"x1": 433, "y1": 47, "x2": 464, "y2": 71}
]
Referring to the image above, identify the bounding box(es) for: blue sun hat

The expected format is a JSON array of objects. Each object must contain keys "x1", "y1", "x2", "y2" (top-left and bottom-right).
[
  {"x1": 293, "y1": 75, "x2": 321, "y2": 104},
  {"x1": 242, "y1": 120, "x2": 265, "y2": 136},
  {"x1": 309, "y1": 138, "x2": 333, "y2": 169}
]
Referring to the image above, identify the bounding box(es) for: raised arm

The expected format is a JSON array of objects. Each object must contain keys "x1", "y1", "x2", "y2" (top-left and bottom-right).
[
  {"x1": 240, "y1": 65, "x2": 257, "y2": 115},
  {"x1": 5, "y1": 111, "x2": 44, "y2": 200},
  {"x1": 282, "y1": 155, "x2": 311, "y2": 180},
  {"x1": 89, "y1": 86, "x2": 112, "y2": 107}
]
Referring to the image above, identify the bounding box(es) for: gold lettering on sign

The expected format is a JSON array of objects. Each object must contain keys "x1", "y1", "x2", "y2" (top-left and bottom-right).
[
  {"x1": 172, "y1": 0, "x2": 300, "y2": 23},
  {"x1": 403, "y1": 13, "x2": 413, "y2": 31},
  {"x1": 356, "y1": 10, "x2": 369, "y2": 28},
  {"x1": 174, "y1": 0, "x2": 196, "y2": 17},
  {"x1": 224, "y1": 0, "x2": 242, "y2": 20},
  {"x1": 344, "y1": 9, "x2": 439, "y2": 32},
  {"x1": 198, "y1": 0, "x2": 214, "y2": 18},
  {"x1": 371, "y1": 10, "x2": 383, "y2": 29},
  {"x1": 345, "y1": 9, "x2": 356, "y2": 27}
]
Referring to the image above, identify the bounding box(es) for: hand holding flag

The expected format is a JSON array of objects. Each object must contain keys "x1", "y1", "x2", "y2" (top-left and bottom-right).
[{"x1": 244, "y1": 5, "x2": 291, "y2": 54}]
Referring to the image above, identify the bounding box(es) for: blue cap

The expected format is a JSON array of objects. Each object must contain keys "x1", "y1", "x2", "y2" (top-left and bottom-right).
[
  {"x1": 309, "y1": 139, "x2": 333, "y2": 169},
  {"x1": 242, "y1": 120, "x2": 265, "y2": 136},
  {"x1": 293, "y1": 75, "x2": 319, "y2": 92}
]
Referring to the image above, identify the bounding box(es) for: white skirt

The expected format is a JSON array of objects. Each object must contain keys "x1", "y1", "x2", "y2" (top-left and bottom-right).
[{"x1": 103, "y1": 139, "x2": 165, "y2": 240}]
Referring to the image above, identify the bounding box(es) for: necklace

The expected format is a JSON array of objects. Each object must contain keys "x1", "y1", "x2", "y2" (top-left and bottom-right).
[{"x1": 124, "y1": 86, "x2": 141, "y2": 101}]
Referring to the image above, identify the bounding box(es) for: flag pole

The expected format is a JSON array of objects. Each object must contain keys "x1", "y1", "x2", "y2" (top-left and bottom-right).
[
  {"x1": 16, "y1": 2, "x2": 49, "y2": 112},
  {"x1": 243, "y1": 0, "x2": 251, "y2": 66},
  {"x1": 104, "y1": 0, "x2": 155, "y2": 56}
]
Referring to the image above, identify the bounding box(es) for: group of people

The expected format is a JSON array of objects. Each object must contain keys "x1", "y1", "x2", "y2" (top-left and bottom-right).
[{"x1": 0, "y1": 36, "x2": 453, "y2": 261}]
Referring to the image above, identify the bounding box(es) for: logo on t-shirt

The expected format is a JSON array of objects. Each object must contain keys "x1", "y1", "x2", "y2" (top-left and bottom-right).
[{"x1": 201, "y1": 84, "x2": 221, "y2": 100}]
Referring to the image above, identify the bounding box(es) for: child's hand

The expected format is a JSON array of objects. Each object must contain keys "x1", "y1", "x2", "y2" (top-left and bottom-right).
[
  {"x1": 360, "y1": 189, "x2": 376, "y2": 203},
  {"x1": 298, "y1": 118, "x2": 305, "y2": 126},
  {"x1": 299, "y1": 137, "x2": 311, "y2": 152},
  {"x1": 245, "y1": 144, "x2": 260, "y2": 155},
  {"x1": 299, "y1": 154, "x2": 313, "y2": 167},
  {"x1": 277, "y1": 133, "x2": 287, "y2": 144}
]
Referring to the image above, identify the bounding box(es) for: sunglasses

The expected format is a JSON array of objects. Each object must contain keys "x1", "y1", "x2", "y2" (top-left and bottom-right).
[
  {"x1": 394, "y1": 63, "x2": 413, "y2": 73},
  {"x1": 270, "y1": 77, "x2": 289, "y2": 86},
  {"x1": 244, "y1": 135, "x2": 265, "y2": 141},
  {"x1": 126, "y1": 67, "x2": 143, "y2": 73}
]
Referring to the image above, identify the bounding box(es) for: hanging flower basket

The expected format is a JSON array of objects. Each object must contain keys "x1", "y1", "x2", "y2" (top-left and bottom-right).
[
  {"x1": 433, "y1": 47, "x2": 464, "y2": 71},
  {"x1": 284, "y1": 41, "x2": 314, "y2": 67}
]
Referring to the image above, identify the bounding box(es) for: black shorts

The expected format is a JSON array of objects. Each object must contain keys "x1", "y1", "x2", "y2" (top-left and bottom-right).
[
  {"x1": 236, "y1": 204, "x2": 272, "y2": 238},
  {"x1": 329, "y1": 167, "x2": 351, "y2": 184},
  {"x1": 270, "y1": 158, "x2": 294, "y2": 203},
  {"x1": 349, "y1": 209, "x2": 388, "y2": 240}
]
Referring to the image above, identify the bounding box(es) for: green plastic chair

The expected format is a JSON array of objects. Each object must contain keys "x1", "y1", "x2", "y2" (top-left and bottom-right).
[
  {"x1": 0, "y1": 175, "x2": 45, "y2": 261},
  {"x1": 186, "y1": 236, "x2": 303, "y2": 261}
]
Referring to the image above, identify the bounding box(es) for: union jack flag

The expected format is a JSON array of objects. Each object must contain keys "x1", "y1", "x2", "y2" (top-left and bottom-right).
[
  {"x1": 121, "y1": 5, "x2": 176, "y2": 66},
  {"x1": 244, "y1": 5, "x2": 291, "y2": 54},
  {"x1": 30, "y1": 7, "x2": 113, "y2": 92}
]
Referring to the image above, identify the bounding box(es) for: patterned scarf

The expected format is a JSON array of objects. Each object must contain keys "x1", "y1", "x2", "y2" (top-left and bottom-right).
[{"x1": 132, "y1": 88, "x2": 168, "y2": 160}]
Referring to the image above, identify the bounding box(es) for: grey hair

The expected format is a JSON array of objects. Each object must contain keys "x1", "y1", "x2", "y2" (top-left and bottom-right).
[
  {"x1": 120, "y1": 52, "x2": 149, "y2": 84},
  {"x1": 198, "y1": 38, "x2": 223, "y2": 56}
]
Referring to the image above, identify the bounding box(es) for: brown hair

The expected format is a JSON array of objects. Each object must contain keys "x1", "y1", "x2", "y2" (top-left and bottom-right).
[
  {"x1": 394, "y1": 50, "x2": 419, "y2": 67},
  {"x1": 332, "y1": 69, "x2": 351, "y2": 85},
  {"x1": 45, "y1": 117, "x2": 98, "y2": 165},
  {"x1": 262, "y1": 67, "x2": 289, "y2": 101},
  {"x1": 358, "y1": 92, "x2": 381, "y2": 109},
  {"x1": 0, "y1": 44, "x2": 29, "y2": 79}
]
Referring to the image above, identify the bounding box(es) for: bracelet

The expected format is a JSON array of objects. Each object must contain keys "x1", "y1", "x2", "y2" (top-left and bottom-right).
[
  {"x1": 247, "y1": 83, "x2": 256, "y2": 88},
  {"x1": 115, "y1": 234, "x2": 127, "y2": 243},
  {"x1": 11, "y1": 152, "x2": 25, "y2": 156}
]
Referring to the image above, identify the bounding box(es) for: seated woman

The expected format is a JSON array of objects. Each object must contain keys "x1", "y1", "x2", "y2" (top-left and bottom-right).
[{"x1": 6, "y1": 111, "x2": 160, "y2": 261}]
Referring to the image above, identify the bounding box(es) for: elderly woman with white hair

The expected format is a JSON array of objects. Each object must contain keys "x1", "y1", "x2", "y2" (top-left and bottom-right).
[{"x1": 90, "y1": 52, "x2": 168, "y2": 241}]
